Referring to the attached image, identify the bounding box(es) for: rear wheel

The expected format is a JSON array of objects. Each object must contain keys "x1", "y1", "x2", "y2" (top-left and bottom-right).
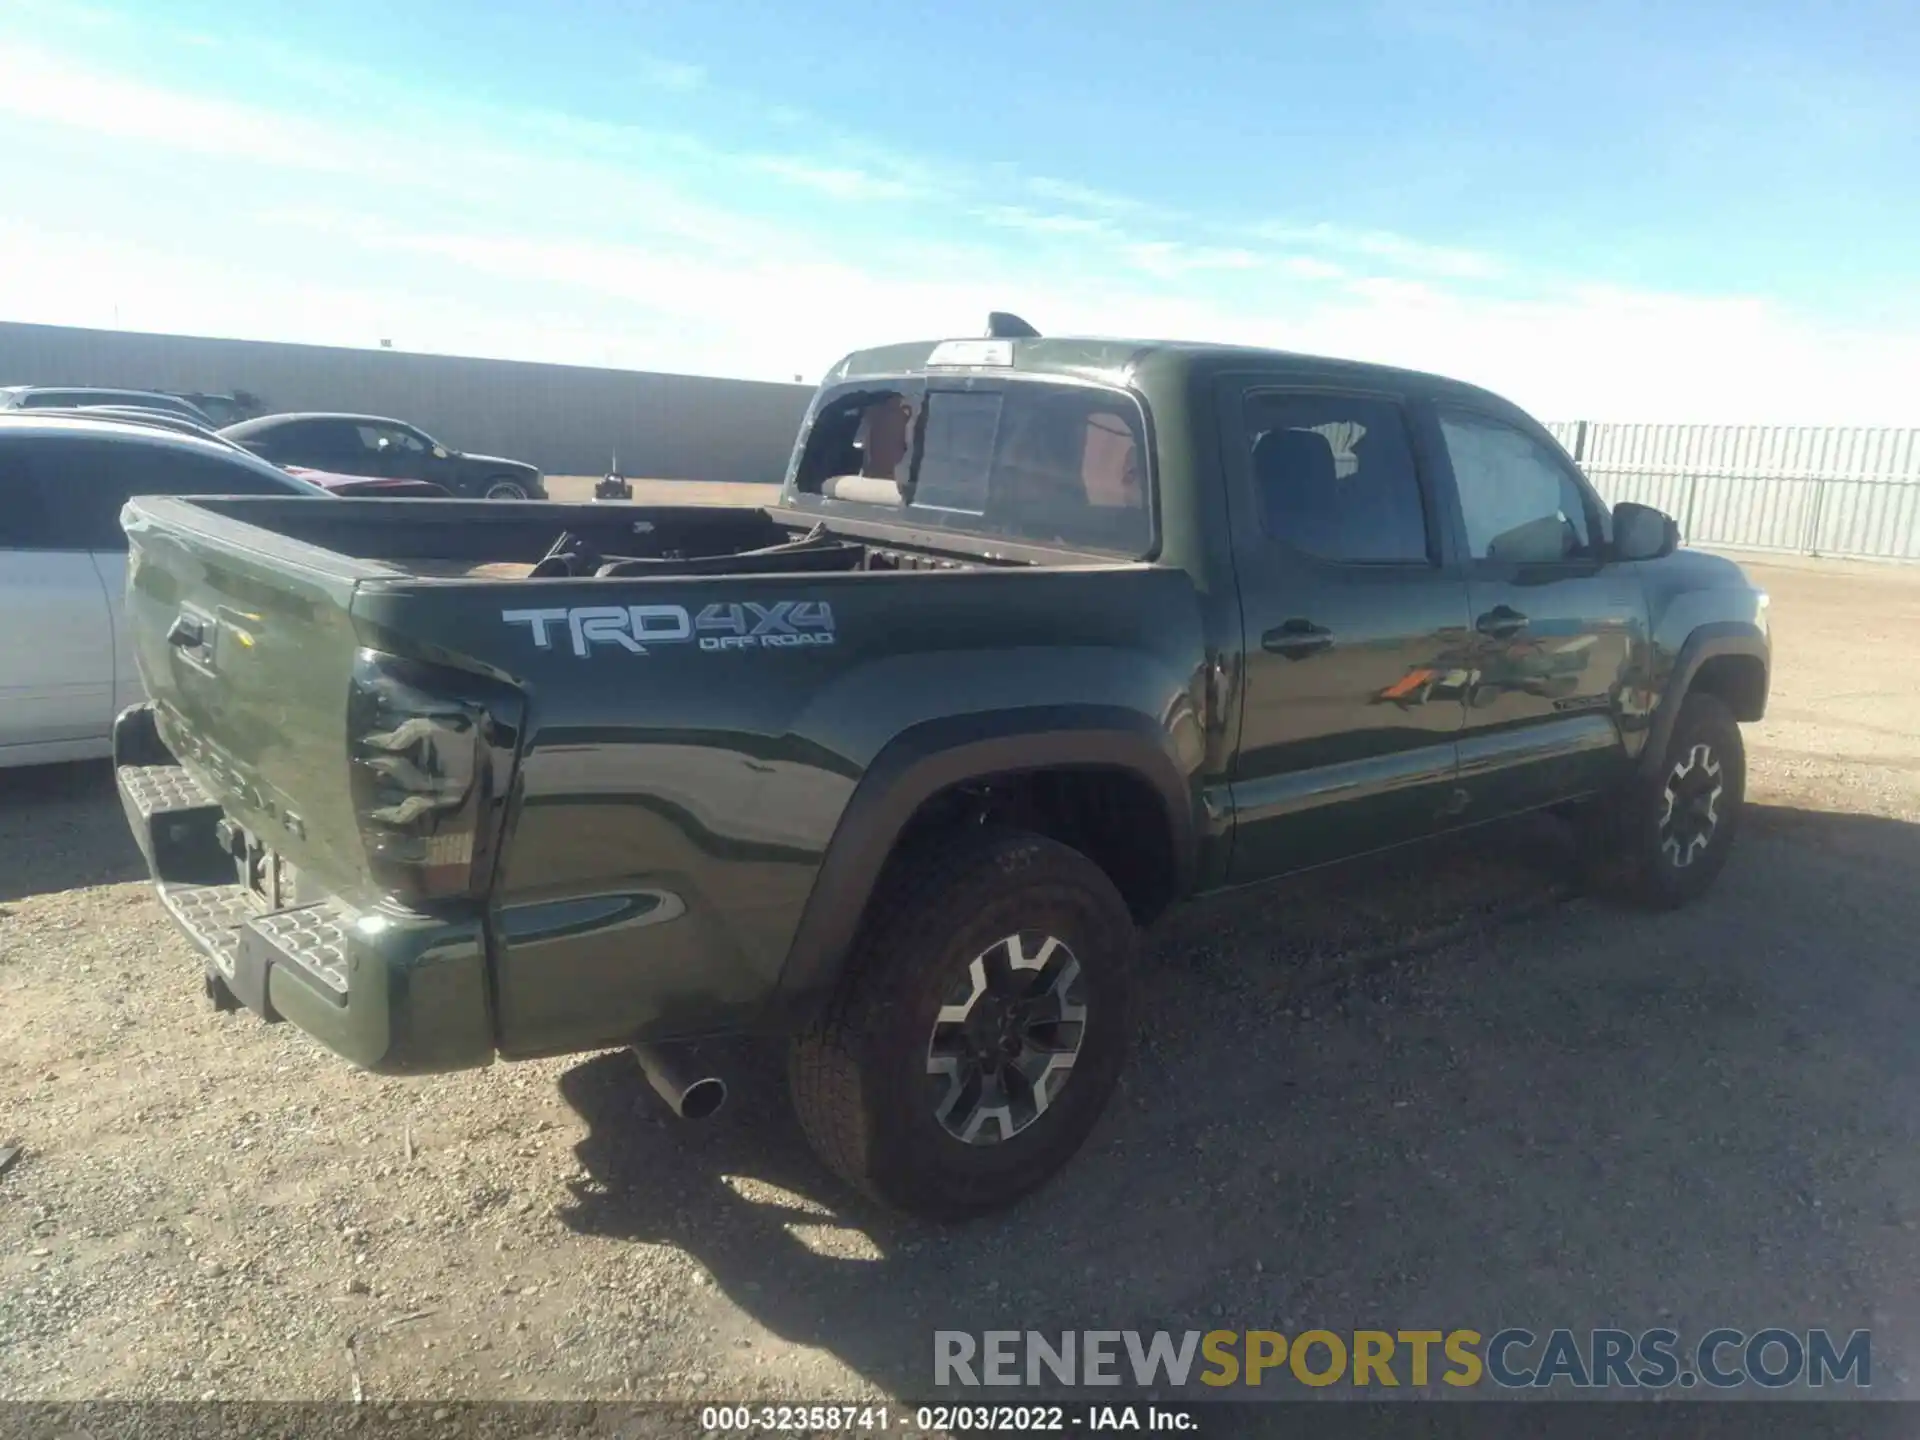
[
  {"x1": 789, "y1": 828, "x2": 1136, "y2": 1220},
  {"x1": 1577, "y1": 692, "x2": 1745, "y2": 909}
]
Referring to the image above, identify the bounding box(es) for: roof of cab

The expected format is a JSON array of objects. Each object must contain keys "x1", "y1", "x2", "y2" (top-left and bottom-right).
[{"x1": 825, "y1": 333, "x2": 1525, "y2": 416}]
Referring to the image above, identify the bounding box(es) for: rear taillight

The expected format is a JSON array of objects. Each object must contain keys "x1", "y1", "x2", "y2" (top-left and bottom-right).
[{"x1": 346, "y1": 650, "x2": 524, "y2": 906}]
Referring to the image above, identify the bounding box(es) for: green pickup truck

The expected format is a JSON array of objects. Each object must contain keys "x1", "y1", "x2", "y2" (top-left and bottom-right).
[{"x1": 113, "y1": 320, "x2": 1770, "y2": 1220}]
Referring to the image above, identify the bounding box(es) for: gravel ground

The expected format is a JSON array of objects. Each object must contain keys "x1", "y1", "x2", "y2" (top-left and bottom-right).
[
  {"x1": 3, "y1": 554, "x2": 1919, "y2": 1407},
  {"x1": 542, "y1": 477, "x2": 783, "y2": 508}
]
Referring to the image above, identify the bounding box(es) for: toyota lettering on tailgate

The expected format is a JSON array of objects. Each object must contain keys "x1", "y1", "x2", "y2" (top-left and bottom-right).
[{"x1": 502, "y1": 601, "x2": 836, "y2": 657}]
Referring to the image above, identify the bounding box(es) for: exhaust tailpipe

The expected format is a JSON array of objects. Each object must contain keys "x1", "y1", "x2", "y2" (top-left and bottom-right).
[{"x1": 630, "y1": 1042, "x2": 727, "y2": 1121}]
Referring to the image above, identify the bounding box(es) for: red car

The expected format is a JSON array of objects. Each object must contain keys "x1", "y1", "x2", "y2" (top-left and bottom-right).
[{"x1": 283, "y1": 466, "x2": 452, "y2": 498}]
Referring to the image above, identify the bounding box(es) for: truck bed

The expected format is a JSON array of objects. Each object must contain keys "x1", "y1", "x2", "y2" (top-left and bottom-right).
[
  {"x1": 147, "y1": 495, "x2": 1153, "y2": 583},
  {"x1": 157, "y1": 496, "x2": 804, "y2": 575},
  {"x1": 114, "y1": 490, "x2": 1201, "y2": 1068}
]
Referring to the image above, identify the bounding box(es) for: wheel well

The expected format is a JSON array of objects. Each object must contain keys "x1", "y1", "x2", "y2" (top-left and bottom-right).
[
  {"x1": 1689, "y1": 653, "x2": 1768, "y2": 722},
  {"x1": 893, "y1": 765, "x2": 1180, "y2": 926}
]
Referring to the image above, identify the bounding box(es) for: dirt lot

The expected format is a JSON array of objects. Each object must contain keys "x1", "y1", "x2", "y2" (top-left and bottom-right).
[
  {"x1": 543, "y1": 476, "x2": 783, "y2": 508},
  {"x1": 4, "y1": 551, "x2": 1920, "y2": 1404}
]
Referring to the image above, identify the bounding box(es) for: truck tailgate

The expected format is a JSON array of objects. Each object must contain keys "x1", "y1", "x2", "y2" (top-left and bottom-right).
[{"x1": 123, "y1": 497, "x2": 376, "y2": 902}]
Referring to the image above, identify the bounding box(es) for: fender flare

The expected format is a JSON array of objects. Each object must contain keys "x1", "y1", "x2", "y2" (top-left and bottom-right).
[
  {"x1": 769, "y1": 705, "x2": 1200, "y2": 1020},
  {"x1": 1636, "y1": 621, "x2": 1770, "y2": 780}
]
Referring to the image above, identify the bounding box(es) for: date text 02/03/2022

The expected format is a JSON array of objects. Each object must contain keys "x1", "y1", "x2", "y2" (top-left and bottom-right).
[{"x1": 698, "y1": 1405, "x2": 1196, "y2": 1433}]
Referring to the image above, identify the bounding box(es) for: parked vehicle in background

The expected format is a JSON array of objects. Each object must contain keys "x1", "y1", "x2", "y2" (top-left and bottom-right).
[
  {"x1": 108, "y1": 318, "x2": 1770, "y2": 1219},
  {"x1": 221, "y1": 413, "x2": 547, "y2": 500},
  {"x1": 1, "y1": 386, "x2": 215, "y2": 425},
  {"x1": 595, "y1": 460, "x2": 633, "y2": 500},
  {"x1": 0, "y1": 413, "x2": 332, "y2": 768},
  {"x1": 27, "y1": 410, "x2": 454, "y2": 497},
  {"x1": 30, "y1": 406, "x2": 229, "y2": 441}
]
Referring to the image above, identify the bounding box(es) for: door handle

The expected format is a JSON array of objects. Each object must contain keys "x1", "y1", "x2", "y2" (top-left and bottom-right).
[
  {"x1": 1262, "y1": 619, "x2": 1333, "y2": 659},
  {"x1": 166, "y1": 614, "x2": 205, "y2": 649},
  {"x1": 1475, "y1": 606, "x2": 1528, "y2": 639}
]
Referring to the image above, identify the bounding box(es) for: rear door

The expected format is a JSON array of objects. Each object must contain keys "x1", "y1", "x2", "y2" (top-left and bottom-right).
[
  {"x1": 1218, "y1": 381, "x2": 1473, "y2": 881},
  {"x1": 0, "y1": 436, "x2": 116, "y2": 754},
  {"x1": 374, "y1": 423, "x2": 435, "y2": 481},
  {"x1": 344, "y1": 421, "x2": 414, "y2": 479},
  {"x1": 233, "y1": 421, "x2": 297, "y2": 464},
  {"x1": 1427, "y1": 403, "x2": 1646, "y2": 815},
  {"x1": 253, "y1": 419, "x2": 343, "y2": 472}
]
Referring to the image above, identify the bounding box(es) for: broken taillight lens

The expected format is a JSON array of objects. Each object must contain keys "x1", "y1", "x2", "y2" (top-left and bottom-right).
[{"x1": 346, "y1": 650, "x2": 524, "y2": 906}]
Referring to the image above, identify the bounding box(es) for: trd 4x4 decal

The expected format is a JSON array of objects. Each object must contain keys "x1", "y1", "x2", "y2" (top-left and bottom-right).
[{"x1": 502, "y1": 601, "x2": 836, "y2": 657}]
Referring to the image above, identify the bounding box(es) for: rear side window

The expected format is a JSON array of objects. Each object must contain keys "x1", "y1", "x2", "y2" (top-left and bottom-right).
[
  {"x1": 356, "y1": 423, "x2": 427, "y2": 454},
  {"x1": 1243, "y1": 393, "x2": 1431, "y2": 563},
  {"x1": 235, "y1": 421, "x2": 292, "y2": 459},
  {"x1": 793, "y1": 380, "x2": 1152, "y2": 556},
  {"x1": 256, "y1": 420, "x2": 350, "y2": 466},
  {"x1": 35, "y1": 439, "x2": 306, "y2": 551}
]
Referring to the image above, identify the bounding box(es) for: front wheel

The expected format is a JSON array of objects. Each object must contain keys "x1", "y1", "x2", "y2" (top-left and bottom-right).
[
  {"x1": 789, "y1": 829, "x2": 1137, "y2": 1221},
  {"x1": 1577, "y1": 692, "x2": 1746, "y2": 909},
  {"x1": 484, "y1": 478, "x2": 529, "y2": 500}
]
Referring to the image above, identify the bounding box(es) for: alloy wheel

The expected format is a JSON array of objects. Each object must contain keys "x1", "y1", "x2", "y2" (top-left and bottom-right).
[
  {"x1": 1659, "y1": 742, "x2": 1723, "y2": 868},
  {"x1": 925, "y1": 932, "x2": 1088, "y2": 1144}
]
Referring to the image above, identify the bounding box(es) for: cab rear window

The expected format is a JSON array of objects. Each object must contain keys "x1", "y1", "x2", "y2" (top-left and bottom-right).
[{"x1": 791, "y1": 378, "x2": 1153, "y2": 557}]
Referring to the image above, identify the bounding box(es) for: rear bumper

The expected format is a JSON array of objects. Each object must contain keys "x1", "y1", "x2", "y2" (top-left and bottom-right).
[{"x1": 114, "y1": 704, "x2": 496, "y2": 1075}]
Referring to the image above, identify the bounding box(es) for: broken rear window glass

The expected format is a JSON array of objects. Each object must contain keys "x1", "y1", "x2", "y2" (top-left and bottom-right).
[{"x1": 793, "y1": 379, "x2": 1153, "y2": 557}]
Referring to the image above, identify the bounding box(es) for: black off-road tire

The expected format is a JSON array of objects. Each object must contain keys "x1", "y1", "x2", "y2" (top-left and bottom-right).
[
  {"x1": 788, "y1": 828, "x2": 1137, "y2": 1221},
  {"x1": 1576, "y1": 692, "x2": 1746, "y2": 910}
]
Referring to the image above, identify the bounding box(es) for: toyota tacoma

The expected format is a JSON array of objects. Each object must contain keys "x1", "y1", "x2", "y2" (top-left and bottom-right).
[{"x1": 112, "y1": 318, "x2": 1769, "y2": 1219}]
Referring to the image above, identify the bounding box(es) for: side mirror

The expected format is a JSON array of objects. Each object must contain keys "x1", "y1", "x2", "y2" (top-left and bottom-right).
[{"x1": 1613, "y1": 501, "x2": 1679, "y2": 561}]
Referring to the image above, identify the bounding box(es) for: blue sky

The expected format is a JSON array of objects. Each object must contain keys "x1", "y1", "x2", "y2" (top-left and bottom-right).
[{"x1": 0, "y1": 0, "x2": 1915, "y2": 421}]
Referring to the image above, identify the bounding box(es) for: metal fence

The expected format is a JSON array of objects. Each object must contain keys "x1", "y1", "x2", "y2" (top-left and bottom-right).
[{"x1": 1547, "y1": 420, "x2": 1920, "y2": 562}]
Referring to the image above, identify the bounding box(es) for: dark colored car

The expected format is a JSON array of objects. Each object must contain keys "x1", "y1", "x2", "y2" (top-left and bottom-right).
[
  {"x1": 1, "y1": 386, "x2": 215, "y2": 425},
  {"x1": 22, "y1": 409, "x2": 449, "y2": 498},
  {"x1": 111, "y1": 319, "x2": 1769, "y2": 1220},
  {"x1": 221, "y1": 413, "x2": 546, "y2": 500}
]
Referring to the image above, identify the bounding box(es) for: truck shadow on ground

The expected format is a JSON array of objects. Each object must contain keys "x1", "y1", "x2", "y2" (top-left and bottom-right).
[
  {"x1": 554, "y1": 802, "x2": 1920, "y2": 1400},
  {"x1": 0, "y1": 760, "x2": 146, "y2": 904}
]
